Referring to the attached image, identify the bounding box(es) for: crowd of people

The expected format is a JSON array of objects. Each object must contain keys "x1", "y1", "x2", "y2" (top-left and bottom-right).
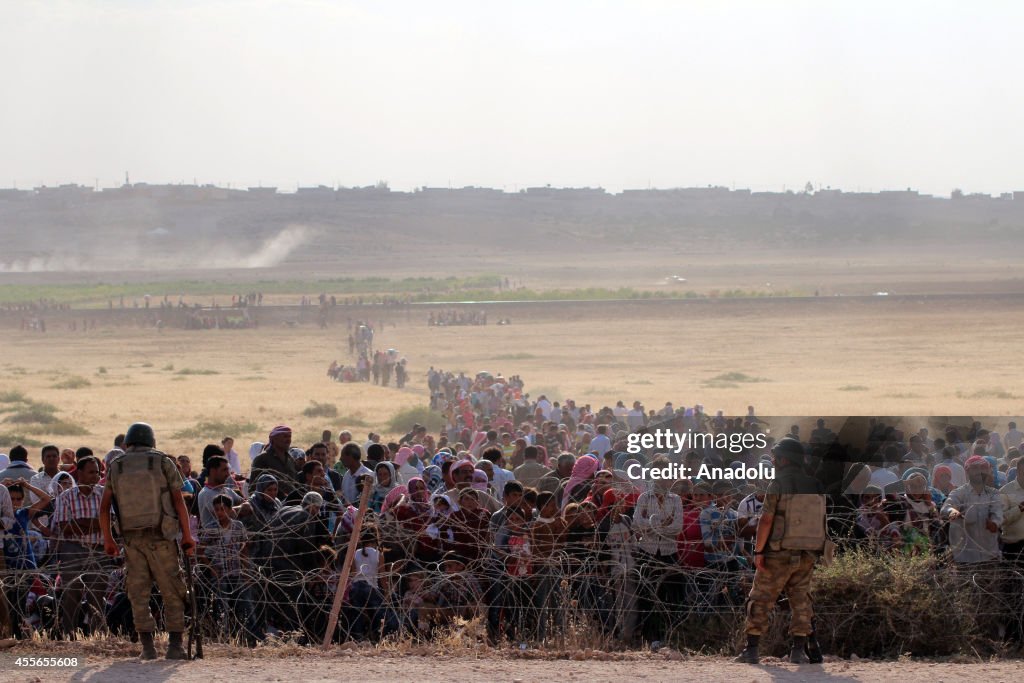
[
  {"x1": 3, "y1": 299, "x2": 70, "y2": 313},
  {"x1": 427, "y1": 310, "x2": 488, "y2": 326},
  {"x1": 327, "y1": 353, "x2": 408, "y2": 387},
  {"x1": 1, "y1": 383, "x2": 1023, "y2": 650}
]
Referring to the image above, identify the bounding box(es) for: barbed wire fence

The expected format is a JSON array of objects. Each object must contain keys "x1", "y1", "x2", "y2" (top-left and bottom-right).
[{"x1": 3, "y1": 509, "x2": 1024, "y2": 657}]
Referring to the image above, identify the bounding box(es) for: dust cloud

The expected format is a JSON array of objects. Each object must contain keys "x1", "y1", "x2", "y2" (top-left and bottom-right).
[{"x1": 0, "y1": 225, "x2": 312, "y2": 273}]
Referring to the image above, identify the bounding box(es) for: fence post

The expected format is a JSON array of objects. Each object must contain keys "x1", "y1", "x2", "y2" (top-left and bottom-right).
[{"x1": 321, "y1": 476, "x2": 373, "y2": 648}]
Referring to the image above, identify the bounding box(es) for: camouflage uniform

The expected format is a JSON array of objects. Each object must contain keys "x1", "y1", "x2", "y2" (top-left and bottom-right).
[
  {"x1": 744, "y1": 548, "x2": 817, "y2": 636},
  {"x1": 743, "y1": 466, "x2": 825, "y2": 638},
  {"x1": 121, "y1": 529, "x2": 187, "y2": 632},
  {"x1": 107, "y1": 446, "x2": 187, "y2": 633}
]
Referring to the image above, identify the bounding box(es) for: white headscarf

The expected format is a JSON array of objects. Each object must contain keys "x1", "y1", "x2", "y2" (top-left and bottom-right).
[
  {"x1": 248, "y1": 442, "x2": 264, "y2": 462},
  {"x1": 49, "y1": 471, "x2": 75, "y2": 496},
  {"x1": 0, "y1": 453, "x2": 9, "y2": 470}
]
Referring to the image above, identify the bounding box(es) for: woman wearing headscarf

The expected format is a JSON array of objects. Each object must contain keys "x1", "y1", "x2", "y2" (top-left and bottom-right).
[
  {"x1": 380, "y1": 485, "x2": 408, "y2": 517},
  {"x1": 417, "y1": 494, "x2": 458, "y2": 564},
  {"x1": 369, "y1": 462, "x2": 398, "y2": 515},
  {"x1": 450, "y1": 488, "x2": 491, "y2": 563},
  {"x1": 561, "y1": 454, "x2": 601, "y2": 510},
  {"x1": 984, "y1": 456, "x2": 1006, "y2": 488},
  {"x1": 901, "y1": 467, "x2": 945, "y2": 506},
  {"x1": 394, "y1": 447, "x2": 420, "y2": 484},
  {"x1": 387, "y1": 477, "x2": 431, "y2": 561},
  {"x1": 421, "y1": 465, "x2": 444, "y2": 494},
  {"x1": 470, "y1": 469, "x2": 492, "y2": 496},
  {"x1": 536, "y1": 444, "x2": 550, "y2": 469},
  {"x1": 932, "y1": 464, "x2": 955, "y2": 495},
  {"x1": 898, "y1": 473, "x2": 941, "y2": 553}
]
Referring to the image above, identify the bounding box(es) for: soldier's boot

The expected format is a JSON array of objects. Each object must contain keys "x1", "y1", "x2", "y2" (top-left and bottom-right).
[
  {"x1": 139, "y1": 632, "x2": 157, "y2": 660},
  {"x1": 805, "y1": 633, "x2": 823, "y2": 664},
  {"x1": 789, "y1": 635, "x2": 809, "y2": 664},
  {"x1": 733, "y1": 634, "x2": 760, "y2": 664},
  {"x1": 165, "y1": 632, "x2": 187, "y2": 660}
]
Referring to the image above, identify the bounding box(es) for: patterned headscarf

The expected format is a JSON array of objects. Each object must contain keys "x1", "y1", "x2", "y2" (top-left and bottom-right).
[
  {"x1": 422, "y1": 465, "x2": 444, "y2": 493},
  {"x1": 381, "y1": 484, "x2": 408, "y2": 516},
  {"x1": 471, "y1": 469, "x2": 490, "y2": 492}
]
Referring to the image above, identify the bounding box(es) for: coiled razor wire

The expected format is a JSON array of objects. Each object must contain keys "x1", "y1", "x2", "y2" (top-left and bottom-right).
[{"x1": 3, "y1": 509, "x2": 1024, "y2": 654}]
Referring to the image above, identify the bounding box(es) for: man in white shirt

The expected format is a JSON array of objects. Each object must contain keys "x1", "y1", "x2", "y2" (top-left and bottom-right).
[
  {"x1": 339, "y1": 442, "x2": 374, "y2": 506},
  {"x1": 942, "y1": 456, "x2": 1002, "y2": 564},
  {"x1": 29, "y1": 444, "x2": 61, "y2": 504},
  {"x1": 627, "y1": 402, "x2": 646, "y2": 431},
  {"x1": 536, "y1": 395, "x2": 552, "y2": 421},
  {"x1": 589, "y1": 425, "x2": 612, "y2": 458},
  {"x1": 632, "y1": 482, "x2": 684, "y2": 558}
]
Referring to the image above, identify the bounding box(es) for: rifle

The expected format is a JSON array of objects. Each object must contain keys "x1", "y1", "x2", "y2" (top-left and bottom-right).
[{"x1": 182, "y1": 550, "x2": 204, "y2": 659}]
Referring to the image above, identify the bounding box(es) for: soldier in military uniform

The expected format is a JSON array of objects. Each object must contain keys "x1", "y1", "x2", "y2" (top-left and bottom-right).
[
  {"x1": 735, "y1": 437, "x2": 827, "y2": 665},
  {"x1": 101, "y1": 422, "x2": 196, "y2": 660}
]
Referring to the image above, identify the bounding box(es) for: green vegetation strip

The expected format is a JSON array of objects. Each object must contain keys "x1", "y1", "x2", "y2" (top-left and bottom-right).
[{"x1": 0, "y1": 275, "x2": 791, "y2": 307}]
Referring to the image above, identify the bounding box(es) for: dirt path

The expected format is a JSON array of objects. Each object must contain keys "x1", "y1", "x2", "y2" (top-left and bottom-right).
[{"x1": 4, "y1": 650, "x2": 1021, "y2": 683}]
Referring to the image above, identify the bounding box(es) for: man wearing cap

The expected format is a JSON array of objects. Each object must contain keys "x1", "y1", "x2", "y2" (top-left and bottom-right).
[
  {"x1": 736, "y1": 437, "x2": 826, "y2": 665},
  {"x1": 251, "y1": 426, "x2": 299, "y2": 499}
]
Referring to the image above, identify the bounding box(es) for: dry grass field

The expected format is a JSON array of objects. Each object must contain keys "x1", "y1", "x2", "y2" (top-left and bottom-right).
[{"x1": 2, "y1": 293, "x2": 1021, "y2": 467}]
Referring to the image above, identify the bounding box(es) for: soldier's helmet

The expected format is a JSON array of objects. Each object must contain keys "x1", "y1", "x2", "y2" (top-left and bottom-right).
[
  {"x1": 771, "y1": 437, "x2": 805, "y2": 465},
  {"x1": 125, "y1": 422, "x2": 156, "y2": 448}
]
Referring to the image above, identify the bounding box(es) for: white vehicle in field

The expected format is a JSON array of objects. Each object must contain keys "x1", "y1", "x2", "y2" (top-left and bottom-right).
[{"x1": 666, "y1": 275, "x2": 688, "y2": 284}]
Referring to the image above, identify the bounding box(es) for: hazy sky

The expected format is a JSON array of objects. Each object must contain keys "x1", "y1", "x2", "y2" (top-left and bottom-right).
[{"x1": 3, "y1": 0, "x2": 1022, "y2": 194}]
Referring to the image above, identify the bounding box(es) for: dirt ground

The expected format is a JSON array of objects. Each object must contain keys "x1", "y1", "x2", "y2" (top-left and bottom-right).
[
  {"x1": 2, "y1": 294, "x2": 1023, "y2": 462},
  {"x1": 3, "y1": 649, "x2": 1021, "y2": 683}
]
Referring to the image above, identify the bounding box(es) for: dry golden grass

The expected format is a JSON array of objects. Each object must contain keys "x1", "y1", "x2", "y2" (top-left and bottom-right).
[{"x1": 1, "y1": 295, "x2": 1021, "y2": 469}]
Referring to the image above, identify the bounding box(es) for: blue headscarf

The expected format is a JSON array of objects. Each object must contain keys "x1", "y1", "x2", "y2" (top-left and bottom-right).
[
  {"x1": 985, "y1": 456, "x2": 1005, "y2": 487},
  {"x1": 422, "y1": 465, "x2": 444, "y2": 493}
]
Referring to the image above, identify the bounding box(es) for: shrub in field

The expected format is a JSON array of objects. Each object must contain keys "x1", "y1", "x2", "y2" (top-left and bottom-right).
[
  {"x1": 302, "y1": 401, "x2": 338, "y2": 419},
  {"x1": 388, "y1": 406, "x2": 446, "y2": 433},
  {"x1": 5, "y1": 402, "x2": 58, "y2": 424},
  {"x1": 52, "y1": 375, "x2": 92, "y2": 389},
  {"x1": 0, "y1": 434, "x2": 44, "y2": 448},
  {"x1": 661, "y1": 548, "x2": 1000, "y2": 658},
  {"x1": 173, "y1": 420, "x2": 258, "y2": 440},
  {"x1": 0, "y1": 390, "x2": 27, "y2": 403}
]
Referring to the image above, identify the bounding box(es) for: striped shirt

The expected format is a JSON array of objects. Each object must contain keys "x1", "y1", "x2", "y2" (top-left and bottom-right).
[
  {"x1": 699, "y1": 503, "x2": 738, "y2": 564},
  {"x1": 199, "y1": 519, "x2": 246, "y2": 577},
  {"x1": 52, "y1": 485, "x2": 105, "y2": 545}
]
